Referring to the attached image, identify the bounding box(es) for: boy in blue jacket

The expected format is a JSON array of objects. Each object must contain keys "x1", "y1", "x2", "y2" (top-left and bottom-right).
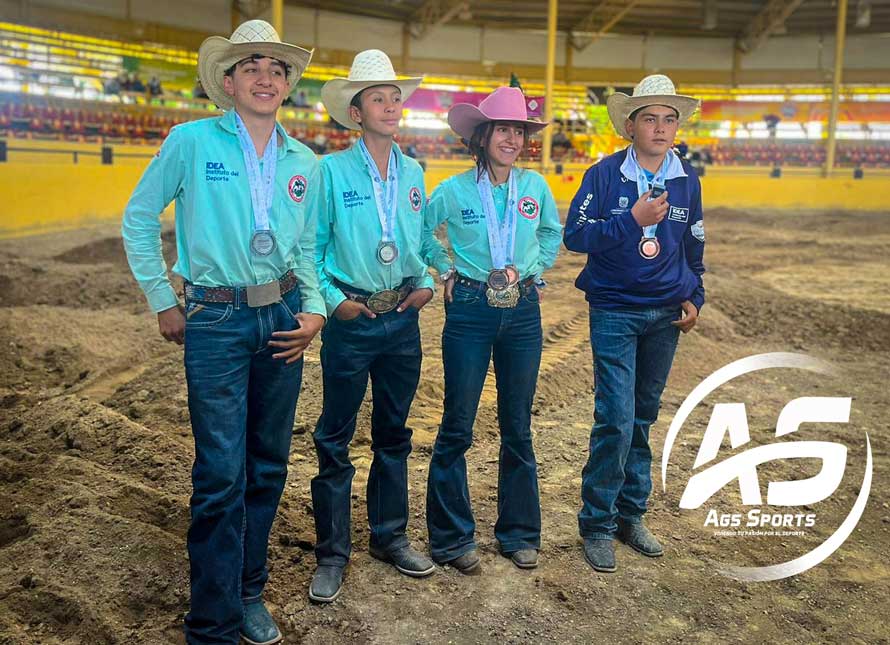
[{"x1": 564, "y1": 75, "x2": 704, "y2": 573}]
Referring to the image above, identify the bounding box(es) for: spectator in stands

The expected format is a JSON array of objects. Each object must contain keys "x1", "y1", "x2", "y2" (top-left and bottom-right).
[
  {"x1": 121, "y1": 20, "x2": 321, "y2": 645},
  {"x1": 118, "y1": 71, "x2": 130, "y2": 91},
  {"x1": 131, "y1": 74, "x2": 146, "y2": 93},
  {"x1": 564, "y1": 74, "x2": 705, "y2": 574},
  {"x1": 193, "y1": 79, "x2": 209, "y2": 100},
  {"x1": 103, "y1": 76, "x2": 121, "y2": 95},
  {"x1": 676, "y1": 139, "x2": 688, "y2": 158},
  {"x1": 295, "y1": 89, "x2": 309, "y2": 107},
  {"x1": 148, "y1": 76, "x2": 163, "y2": 97}
]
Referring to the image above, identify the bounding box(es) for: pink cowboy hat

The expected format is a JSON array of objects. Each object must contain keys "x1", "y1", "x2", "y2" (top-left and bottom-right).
[{"x1": 447, "y1": 86, "x2": 549, "y2": 141}]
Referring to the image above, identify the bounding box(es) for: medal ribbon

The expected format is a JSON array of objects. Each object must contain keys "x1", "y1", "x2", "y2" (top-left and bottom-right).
[
  {"x1": 628, "y1": 145, "x2": 671, "y2": 239},
  {"x1": 234, "y1": 112, "x2": 277, "y2": 237},
  {"x1": 477, "y1": 169, "x2": 519, "y2": 270},
  {"x1": 358, "y1": 138, "x2": 399, "y2": 245}
]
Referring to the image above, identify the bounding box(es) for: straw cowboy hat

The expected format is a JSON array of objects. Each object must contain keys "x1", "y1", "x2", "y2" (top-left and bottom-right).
[
  {"x1": 607, "y1": 74, "x2": 699, "y2": 141},
  {"x1": 198, "y1": 19, "x2": 313, "y2": 111},
  {"x1": 321, "y1": 50, "x2": 423, "y2": 130},
  {"x1": 448, "y1": 86, "x2": 549, "y2": 141}
]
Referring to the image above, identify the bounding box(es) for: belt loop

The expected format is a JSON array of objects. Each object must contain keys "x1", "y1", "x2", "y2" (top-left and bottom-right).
[{"x1": 234, "y1": 286, "x2": 241, "y2": 310}]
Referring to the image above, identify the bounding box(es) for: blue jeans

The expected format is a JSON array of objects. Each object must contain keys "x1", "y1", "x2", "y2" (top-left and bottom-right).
[
  {"x1": 183, "y1": 287, "x2": 304, "y2": 644},
  {"x1": 579, "y1": 305, "x2": 681, "y2": 540},
  {"x1": 311, "y1": 308, "x2": 422, "y2": 567},
  {"x1": 426, "y1": 282, "x2": 543, "y2": 562}
]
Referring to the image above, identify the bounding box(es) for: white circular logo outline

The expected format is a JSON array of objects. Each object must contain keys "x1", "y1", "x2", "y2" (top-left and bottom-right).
[{"x1": 661, "y1": 352, "x2": 872, "y2": 582}]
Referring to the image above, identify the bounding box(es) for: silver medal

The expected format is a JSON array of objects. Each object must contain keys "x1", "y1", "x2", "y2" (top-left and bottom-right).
[
  {"x1": 251, "y1": 231, "x2": 276, "y2": 256},
  {"x1": 377, "y1": 241, "x2": 399, "y2": 265}
]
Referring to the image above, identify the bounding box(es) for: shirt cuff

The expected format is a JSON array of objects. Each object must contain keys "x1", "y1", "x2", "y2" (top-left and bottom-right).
[
  {"x1": 415, "y1": 273, "x2": 436, "y2": 292},
  {"x1": 324, "y1": 290, "x2": 347, "y2": 318},
  {"x1": 145, "y1": 284, "x2": 180, "y2": 313}
]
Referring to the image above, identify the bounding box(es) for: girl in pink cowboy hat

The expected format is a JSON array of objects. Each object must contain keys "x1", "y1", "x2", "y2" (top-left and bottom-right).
[{"x1": 421, "y1": 86, "x2": 563, "y2": 574}]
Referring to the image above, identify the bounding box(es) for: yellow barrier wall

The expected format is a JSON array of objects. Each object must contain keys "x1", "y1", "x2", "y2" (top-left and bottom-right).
[{"x1": 1, "y1": 153, "x2": 887, "y2": 238}]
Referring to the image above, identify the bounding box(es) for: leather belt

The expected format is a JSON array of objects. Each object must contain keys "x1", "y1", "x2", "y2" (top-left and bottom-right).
[
  {"x1": 184, "y1": 270, "x2": 298, "y2": 306},
  {"x1": 454, "y1": 273, "x2": 536, "y2": 295}
]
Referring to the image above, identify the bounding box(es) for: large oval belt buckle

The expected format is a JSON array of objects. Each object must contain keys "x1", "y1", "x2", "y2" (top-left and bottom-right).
[
  {"x1": 366, "y1": 289, "x2": 401, "y2": 313},
  {"x1": 486, "y1": 284, "x2": 520, "y2": 308}
]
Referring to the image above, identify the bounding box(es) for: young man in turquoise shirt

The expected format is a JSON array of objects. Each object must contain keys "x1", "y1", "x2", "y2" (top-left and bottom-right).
[
  {"x1": 308, "y1": 50, "x2": 438, "y2": 603},
  {"x1": 122, "y1": 21, "x2": 324, "y2": 645}
]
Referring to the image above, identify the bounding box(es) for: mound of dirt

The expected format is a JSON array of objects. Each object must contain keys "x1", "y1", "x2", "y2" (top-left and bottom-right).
[{"x1": 1, "y1": 210, "x2": 888, "y2": 644}]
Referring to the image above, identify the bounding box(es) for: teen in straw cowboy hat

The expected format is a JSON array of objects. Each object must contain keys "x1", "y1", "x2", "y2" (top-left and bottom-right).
[
  {"x1": 422, "y1": 86, "x2": 562, "y2": 574},
  {"x1": 122, "y1": 19, "x2": 324, "y2": 645},
  {"x1": 564, "y1": 74, "x2": 705, "y2": 574},
  {"x1": 309, "y1": 49, "x2": 439, "y2": 603}
]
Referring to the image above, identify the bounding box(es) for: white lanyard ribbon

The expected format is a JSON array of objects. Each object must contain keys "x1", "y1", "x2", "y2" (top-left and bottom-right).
[
  {"x1": 234, "y1": 112, "x2": 277, "y2": 233},
  {"x1": 477, "y1": 169, "x2": 519, "y2": 269},
  {"x1": 358, "y1": 138, "x2": 399, "y2": 243},
  {"x1": 629, "y1": 146, "x2": 670, "y2": 238}
]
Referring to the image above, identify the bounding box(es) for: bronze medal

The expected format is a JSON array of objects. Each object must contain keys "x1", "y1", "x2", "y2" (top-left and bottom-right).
[{"x1": 638, "y1": 237, "x2": 661, "y2": 260}]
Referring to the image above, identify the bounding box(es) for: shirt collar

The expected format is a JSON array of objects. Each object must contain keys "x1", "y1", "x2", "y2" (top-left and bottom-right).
[
  {"x1": 351, "y1": 137, "x2": 404, "y2": 176},
  {"x1": 217, "y1": 109, "x2": 299, "y2": 155},
  {"x1": 620, "y1": 145, "x2": 686, "y2": 182}
]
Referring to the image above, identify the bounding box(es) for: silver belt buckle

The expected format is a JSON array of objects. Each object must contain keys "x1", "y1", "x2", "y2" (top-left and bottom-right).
[{"x1": 246, "y1": 280, "x2": 281, "y2": 307}]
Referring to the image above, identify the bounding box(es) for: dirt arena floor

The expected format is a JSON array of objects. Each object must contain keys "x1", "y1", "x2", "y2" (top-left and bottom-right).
[{"x1": 0, "y1": 208, "x2": 888, "y2": 644}]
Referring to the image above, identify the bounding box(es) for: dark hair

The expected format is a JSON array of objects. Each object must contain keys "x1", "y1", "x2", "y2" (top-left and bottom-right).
[
  {"x1": 224, "y1": 54, "x2": 291, "y2": 78},
  {"x1": 465, "y1": 120, "x2": 528, "y2": 180},
  {"x1": 629, "y1": 105, "x2": 679, "y2": 121}
]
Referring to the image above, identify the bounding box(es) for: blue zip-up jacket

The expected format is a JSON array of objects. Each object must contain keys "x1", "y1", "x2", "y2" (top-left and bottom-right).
[{"x1": 563, "y1": 147, "x2": 705, "y2": 311}]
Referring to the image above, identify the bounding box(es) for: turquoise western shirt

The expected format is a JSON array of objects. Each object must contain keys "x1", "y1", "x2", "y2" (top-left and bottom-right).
[
  {"x1": 316, "y1": 141, "x2": 436, "y2": 315},
  {"x1": 423, "y1": 167, "x2": 563, "y2": 282},
  {"x1": 121, "y1": 109, "x2": 326, "y2": 317}
]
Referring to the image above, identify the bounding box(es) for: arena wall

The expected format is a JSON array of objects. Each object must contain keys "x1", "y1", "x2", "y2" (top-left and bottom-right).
[{"x1": 2, "y1": 151, "x2": 886, "y2": 237}]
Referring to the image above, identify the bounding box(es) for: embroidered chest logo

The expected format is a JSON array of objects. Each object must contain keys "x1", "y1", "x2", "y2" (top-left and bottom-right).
[
  {"x1": 619, "y1": 196, "x2": 629, "y2": 208},
  {"x1": 669, "y1": 206, "x2": 689, "y2": 223},
  {"x1": 288, "y1": 175, "x2": 307, "y2": 203},
  {"x1": 461, "y1": 208, "x2": 480, "y2": 225},
  {"x1": 205, "y1": 161, "x2": 237, "y2": 183},
  {"x1": 409, "y1": 186, "x2": 423, "y2": 212},
  {"x1": 518, "y1": 196, "x2": 539, "y2": 220}
]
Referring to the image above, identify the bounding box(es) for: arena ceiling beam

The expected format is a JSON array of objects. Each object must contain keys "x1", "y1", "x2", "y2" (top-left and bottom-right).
[
  {"x1": 569, "y1": 0, "x2": 642, "y2": 51},
  {"x1": 737, "y1": 0, "x2": 807, "y2": 54},
  {"x1": 408, "y1": 0, "x2": 472, "y2": 39}
]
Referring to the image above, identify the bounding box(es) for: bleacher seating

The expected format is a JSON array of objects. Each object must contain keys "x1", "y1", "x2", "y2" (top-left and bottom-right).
[{"x1": 708, "y1": 141, "x2": 890, "y2": 168}]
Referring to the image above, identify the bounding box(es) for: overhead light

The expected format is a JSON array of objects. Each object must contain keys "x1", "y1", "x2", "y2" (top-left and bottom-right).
[
  {"x1": 855, "y1": 0, "x2": 872, "y2": 29},
  {"x1": 702, "y1": 0, "x2": 718, "y2": 31}
]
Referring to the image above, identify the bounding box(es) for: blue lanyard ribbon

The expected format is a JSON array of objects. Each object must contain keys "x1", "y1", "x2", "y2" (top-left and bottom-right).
[
  {"x1": 628, "y1": 146, "x2": 670, "y2": 238},
  {"x1": 234, "y1": 112, "x2": 277, "y2": 233},
  {"x1": 358, "y1": 138, "x2": 399, "y2": 244},
  {"x1": 477, "y1": 169, "x2": 519, "y2": 269}
]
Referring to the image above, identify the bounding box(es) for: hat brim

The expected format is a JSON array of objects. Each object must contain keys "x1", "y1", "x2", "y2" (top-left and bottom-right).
[
  {"x1": 447, "y1": 103, "x2": 549, "y2": 142},
  {"x1": 606, "y1": 93, "x2": 700, "y2": 141},
  {"x1": 321, "y1": 77, "x2": 423, "y2": 130},
  {"x1": 198, "y1": 36, "x2": 313, "y2": 111}
]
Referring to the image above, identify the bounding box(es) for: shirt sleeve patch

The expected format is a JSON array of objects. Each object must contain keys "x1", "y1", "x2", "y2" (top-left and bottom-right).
[{"x1": 691, "y1": 220, "x2": 705, "y2": 242}]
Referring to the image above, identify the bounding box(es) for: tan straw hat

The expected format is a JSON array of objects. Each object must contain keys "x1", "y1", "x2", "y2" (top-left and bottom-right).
[
  {"x1": 607, "y1": 74, "x2": 700, "y2": 141},
  {"x1": 198, "y1": 20, "x2": 313, "y2": 111},
  {"x1": 321, "y1": 49, "x2": 422, "y2": 130}
]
